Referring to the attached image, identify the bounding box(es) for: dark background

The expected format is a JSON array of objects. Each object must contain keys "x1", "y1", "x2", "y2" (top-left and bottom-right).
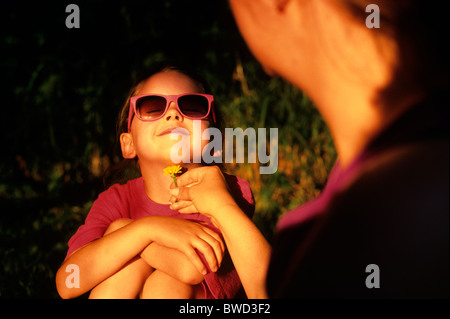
[{"x1": 0, "y1": 0, "x2": 336, "y2": 298}]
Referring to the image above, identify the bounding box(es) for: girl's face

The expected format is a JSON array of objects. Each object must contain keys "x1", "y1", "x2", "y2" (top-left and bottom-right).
[{"x1": 123, "y1": 71, "x2": 211, "y2": 168}]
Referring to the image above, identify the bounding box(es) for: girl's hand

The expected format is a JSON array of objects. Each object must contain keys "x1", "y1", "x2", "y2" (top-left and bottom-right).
[
  {"x1": 169, "y1": 166, "x2": 239, "y2": 220},
  {"x1": 147, "y1": 216, "x2": 225, "y2": 275},
  {"x1": 169, "y1": 166, "x2": 271, "y2": 299},
  {"x1": 170, "y1": 199, "x2": 199, "y2": 214}
]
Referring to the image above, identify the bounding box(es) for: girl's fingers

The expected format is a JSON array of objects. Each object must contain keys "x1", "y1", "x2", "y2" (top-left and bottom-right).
[
  {"x1": 182, "y1": 244, "x2": 209, "y2": 275},
  {"x1": 194, "y1": 239, "x2": 219, "y2": 272},
  {"x1": 163, "y1": 215, "x2": 225, "y2": 272},
  {"x1": 175, "y1": 231, "x2": 221, "y2": 275},
  {"x1": 169, "y1": 184, "x2": 191, "y2": 203},
  {"x1": 191, "y1": 225, "x2": 225, "y2": 272},
  {"x1": 192, "y1": 235, "x2": 224, "y2": 273},
  {"x1": 177, "y1": 205, "x2": 199, "y2": 214},
  {"x1": 200, "y1": 225, "x2": 225, "y2": 254},
  {"x1": 170, "y1": 199, "x2": 197, "y2": 213},
  {"x1": 151, "y1": 216, "x2": 225, "y2": 274},
  {"x1": 170, "y1": 167, "x2": 235, "y2": 218},
  {"x1": 171, "y1": 167, "x2": 206, "y2": 188}
]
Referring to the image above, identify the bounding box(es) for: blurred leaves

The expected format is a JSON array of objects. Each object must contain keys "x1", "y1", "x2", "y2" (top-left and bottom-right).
[
  {"x1": 224, "y1": 62, "x2": 337, "y2": 239},
  {"x1": 1, "y1": 0, "x2": 336, "y2": 298}
]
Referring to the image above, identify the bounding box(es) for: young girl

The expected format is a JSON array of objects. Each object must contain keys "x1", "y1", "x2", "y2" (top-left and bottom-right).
[{"x1": 55, "y1": 65, "x2": 255, "y2": 299}]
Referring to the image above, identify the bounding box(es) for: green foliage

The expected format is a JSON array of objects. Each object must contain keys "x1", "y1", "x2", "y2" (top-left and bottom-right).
[
  {"x1": 222, "y1": 61, "x2": 337, "y2": 240},
  {"x1": 1, "y1": 1, "x2": 336, "y2": 298}
]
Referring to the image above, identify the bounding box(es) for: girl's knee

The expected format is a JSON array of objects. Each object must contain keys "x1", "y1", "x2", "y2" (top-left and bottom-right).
[
  {"x1": 140, "y1": 270, "x2": 195, "y2": 299},
  {"x1": 104, "y1": 218, "x2": 133, "y2": 236}
]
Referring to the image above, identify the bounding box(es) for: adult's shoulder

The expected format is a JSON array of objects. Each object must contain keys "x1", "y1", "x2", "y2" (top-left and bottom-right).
[{"x1": 269, "y1": 140, "x2": 449, "y2": 298}]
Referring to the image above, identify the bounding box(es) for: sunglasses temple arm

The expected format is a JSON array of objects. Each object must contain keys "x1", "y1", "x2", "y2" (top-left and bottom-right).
[{"x1": 211, "y1": 102, "x2": 217, "y2": 125}]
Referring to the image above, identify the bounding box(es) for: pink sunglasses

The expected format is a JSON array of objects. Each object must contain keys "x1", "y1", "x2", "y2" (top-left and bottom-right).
[{"x1": 128, "y1": 93, "x2": 216, "y2": 132}]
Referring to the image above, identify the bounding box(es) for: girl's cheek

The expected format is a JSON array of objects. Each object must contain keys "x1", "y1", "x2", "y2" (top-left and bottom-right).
[{"x1": 190, "y1": 120, "x2": 211, "y2": 161}]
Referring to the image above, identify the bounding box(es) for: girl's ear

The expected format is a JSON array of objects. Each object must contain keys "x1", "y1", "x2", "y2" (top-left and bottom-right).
[{"x1": 120, "y1": 133, "x2": 137, "y2": 159}]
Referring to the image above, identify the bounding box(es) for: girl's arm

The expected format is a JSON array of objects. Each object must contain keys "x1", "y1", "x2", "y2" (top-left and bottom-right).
[
  {"x1": 102, "y1": 219, "x2": 209, "y2": 286},
  {"x1": 140, "y1": 243, "x2": 205, "y2": 285},
  {"x1": 56, "y1": 216, "x2": 223, "y2": 299},
  {"x1": 170, "y1": 166, "x2": 271, "y2": 299}
]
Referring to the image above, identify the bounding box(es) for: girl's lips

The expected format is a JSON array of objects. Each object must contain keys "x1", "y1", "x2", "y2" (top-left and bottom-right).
[{"x1": 157, "y1": 126, "x2": 190, "y2": 136}]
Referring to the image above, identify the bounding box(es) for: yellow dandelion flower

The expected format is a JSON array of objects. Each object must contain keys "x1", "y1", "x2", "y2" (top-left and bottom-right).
[
  {"x1": 163, "y1": 165, "x2": 182, "y2": 177},
  {"x1": 164, "y1": 165, "x2": 182, "y2": 203}
]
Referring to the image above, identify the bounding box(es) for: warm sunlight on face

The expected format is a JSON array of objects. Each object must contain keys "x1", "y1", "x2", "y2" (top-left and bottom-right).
[{"x1": 129, "y1": 71, "x2": 211, "y2": 167}]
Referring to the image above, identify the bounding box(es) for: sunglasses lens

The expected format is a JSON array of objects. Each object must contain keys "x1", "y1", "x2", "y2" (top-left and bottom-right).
[
  {"x1": 178, "y1": 95, "x2": 209, "y2": 118},
  {"x1": 136, "y1": 96, "x2": 167, "y2": 119}
]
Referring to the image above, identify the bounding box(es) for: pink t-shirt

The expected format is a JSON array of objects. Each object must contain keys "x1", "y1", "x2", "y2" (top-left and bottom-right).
[{"x1": 66, "y1": 174, "x2": 255, "y2": 299}]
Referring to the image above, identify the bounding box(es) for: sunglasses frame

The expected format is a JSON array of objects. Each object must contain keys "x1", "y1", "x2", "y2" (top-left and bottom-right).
[{"x1": 128, "y1": 93, "x2": 216, "y2": 132}]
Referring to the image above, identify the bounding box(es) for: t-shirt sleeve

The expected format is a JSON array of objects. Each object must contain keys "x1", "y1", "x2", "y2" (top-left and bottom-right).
[{"x1": 65, "y1": 184, "x2": 130, "y2": 260}]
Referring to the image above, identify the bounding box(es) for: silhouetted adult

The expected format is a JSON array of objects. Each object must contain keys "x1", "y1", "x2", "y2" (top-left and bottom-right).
[{"x1": 171, "y1": 0, "x2": 448, "y2": 298}]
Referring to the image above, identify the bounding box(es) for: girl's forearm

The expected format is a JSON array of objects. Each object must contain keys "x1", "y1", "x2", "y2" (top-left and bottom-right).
[
  {"x1": 56, "y1": 217, "x2": 155, "y2": 299},
  {"x1": 169, "y1": 166, "x2": 271, "y2": 298},
  {"x1": 140, "y1": 243, "x2": 204, "y2": 285},
  {"x1": 210, "y1": 204, "x2": 271, "y2": 299}
]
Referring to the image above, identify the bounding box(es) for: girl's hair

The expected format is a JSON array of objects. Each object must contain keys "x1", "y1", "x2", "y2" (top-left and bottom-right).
[{"x1": 103, "y1": 63, "x2": 225, "y2": 189}]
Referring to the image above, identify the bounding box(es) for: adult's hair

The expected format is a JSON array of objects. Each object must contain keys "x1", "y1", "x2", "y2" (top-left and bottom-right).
[{"x1": 341, "y1": 0, "x2": 448, "y2": 107}]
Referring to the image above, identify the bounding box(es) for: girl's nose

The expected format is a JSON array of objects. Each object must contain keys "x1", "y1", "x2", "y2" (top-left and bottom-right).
[{"x1": 165, "y1": 102, "x2": 182, "y2": 122}]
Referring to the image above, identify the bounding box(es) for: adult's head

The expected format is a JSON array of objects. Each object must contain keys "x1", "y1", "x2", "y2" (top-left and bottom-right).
[{"x1": 229, "y1": 0, "x2": 448, "y2": 164}]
